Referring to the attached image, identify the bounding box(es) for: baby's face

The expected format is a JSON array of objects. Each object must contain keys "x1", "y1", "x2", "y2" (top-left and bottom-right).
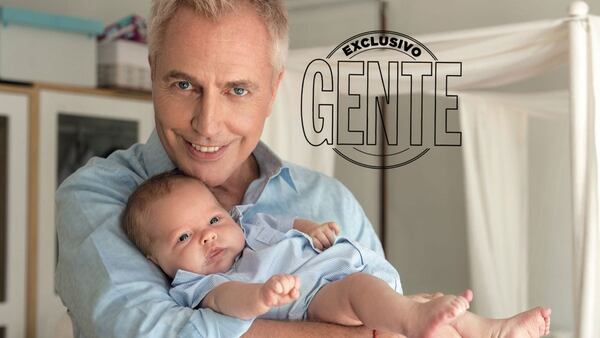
[{"x1": 145, "y1": 179, "x2": 245, "y2": 278}]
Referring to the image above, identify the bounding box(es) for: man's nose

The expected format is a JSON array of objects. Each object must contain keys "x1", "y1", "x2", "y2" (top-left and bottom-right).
[
  {"x1": 201, "y1": 231, "x2": 217, "y2": 244},
  {"x1": 191, "y1": 90, "x2": 222, "y2": 138}
]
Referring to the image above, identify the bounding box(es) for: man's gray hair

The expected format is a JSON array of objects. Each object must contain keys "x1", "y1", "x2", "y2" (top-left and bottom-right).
[{"x1": 148, "y1": 0, "x2": 289, "y2": 71}]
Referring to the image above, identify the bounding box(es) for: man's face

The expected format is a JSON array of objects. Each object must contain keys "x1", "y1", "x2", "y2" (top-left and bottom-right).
[
  {"x1": 151, "y1": 5, "x2": 282, "y2": 187},
  {"x1": 146, "y1": 179, "x2": 246, "y2": 278}
]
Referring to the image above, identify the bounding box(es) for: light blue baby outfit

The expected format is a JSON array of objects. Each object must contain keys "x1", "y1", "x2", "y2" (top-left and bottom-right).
[{"x1": 170, "y1": 214, "x2": 402, "y2": 323}]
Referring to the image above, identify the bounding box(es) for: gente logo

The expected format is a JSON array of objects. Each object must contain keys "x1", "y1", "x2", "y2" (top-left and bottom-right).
[{"x1": 300, "y1": 31, "x2": 462, "y2": 169}]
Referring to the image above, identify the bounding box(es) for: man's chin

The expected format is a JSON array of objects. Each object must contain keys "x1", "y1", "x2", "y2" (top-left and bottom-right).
[{"x1": 181, "y1": 168, "x2": 228, "y2": 187}]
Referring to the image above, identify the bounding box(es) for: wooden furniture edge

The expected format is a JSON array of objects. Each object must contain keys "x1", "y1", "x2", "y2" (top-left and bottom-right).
[{"x1": 0, "y1": 81, "x2": 152, "y2": 338}]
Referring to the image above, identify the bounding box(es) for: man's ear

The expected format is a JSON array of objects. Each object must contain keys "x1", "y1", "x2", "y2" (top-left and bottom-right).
[
  {"x1": 267, "y1": 70, "x2": 285, "y2": 117},
  {"x1": 148, "y1": 55, "x2": 155, "y2": 81},
  {"x1": 272, "y1": 69, "x2": 285, "y2": 99}
]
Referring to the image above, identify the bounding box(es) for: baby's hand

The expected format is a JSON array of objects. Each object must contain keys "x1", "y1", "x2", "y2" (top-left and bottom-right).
[
  {"x1": 260, "y1": 274, "x2": 301, "y2": 308},
  {"x1": 309, "y1": 222, "x2": 340, "y2": 251}
]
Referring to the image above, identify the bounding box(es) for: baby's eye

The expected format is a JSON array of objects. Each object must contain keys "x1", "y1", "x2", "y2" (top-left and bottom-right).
[
  {"x1": 231, "y1": 87, "x2": 248, "y2": 96},
  {"x1": 176, "y1": 80, "x2": 192, "y2": 90},
  {"x1": 177, "y1": 233, "x2": 190, "y2": 242},
  {"x1": 209, "y1": 216, "x2": 220, "y2": 225}
]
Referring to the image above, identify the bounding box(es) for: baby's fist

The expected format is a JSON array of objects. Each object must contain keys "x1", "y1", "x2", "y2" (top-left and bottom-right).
[
  {"x1": 260, "y1": 274, "x2": 301, "y2": 307},
  {"x1": 310, "y1": 222, "x2": 340, "y2": 251}
]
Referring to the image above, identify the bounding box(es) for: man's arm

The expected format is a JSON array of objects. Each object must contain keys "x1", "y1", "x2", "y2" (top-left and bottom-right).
[
  {"x1": 55, "y1": 157, "x2": 254, "y2": 337},
  {"x1": 244, "y1": 320, "x2": 377, "y2": 338},
  {"x1": 201, "y1": 275, "x2": 300, "y2": 320},
  {"x1": 243, "y1": 295, "x2": 451, "y2": 338},
  {"x1": 245, "y1": 321, "x2": 408, "y2": 338}
]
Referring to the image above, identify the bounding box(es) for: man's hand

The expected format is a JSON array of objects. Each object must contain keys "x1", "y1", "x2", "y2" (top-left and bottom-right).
[{"x1": 260, "y1": 274, "x2": 301, "y2": 308}]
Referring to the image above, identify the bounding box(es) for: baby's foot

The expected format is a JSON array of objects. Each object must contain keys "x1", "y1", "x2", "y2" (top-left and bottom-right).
[
  {"x1": 492, "y1": 307, "x2": 552, "y2": 338},
  {"x1": 406, "y1": 289, "x2": 472, "y2": 338}
]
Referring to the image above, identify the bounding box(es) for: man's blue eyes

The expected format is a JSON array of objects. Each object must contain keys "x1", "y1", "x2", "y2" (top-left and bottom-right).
[
  {"x1": 175, "y1": 81, "x2": 247, "y2": 96},
  {"x1": 177, "y1": 81, "x2": 191, "y2": 90},
  {"x1": 232, "y1": 87, "x2": 247, "y2": 96}
]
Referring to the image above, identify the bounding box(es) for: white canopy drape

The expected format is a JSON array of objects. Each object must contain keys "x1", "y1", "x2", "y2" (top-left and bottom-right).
[{"x1": 268, "y1": 4, "x2": 600, "y2": 336}]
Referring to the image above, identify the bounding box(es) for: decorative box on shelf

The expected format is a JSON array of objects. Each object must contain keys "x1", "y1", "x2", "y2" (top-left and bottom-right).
[
  {"x1": 97, "y1": 39, "x2": 151, "y2": 91},
  {"x1": 0, "y1": 7, "x2": 103, "y2": 87}
]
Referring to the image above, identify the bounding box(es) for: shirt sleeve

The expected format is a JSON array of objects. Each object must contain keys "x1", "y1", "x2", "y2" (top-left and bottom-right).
[
  {"x1": 55, "y1": 157, "x2": 251, "y2": 338},
  {"x1": 335, "y1": 180, "x2": 384, "y2": 256}
]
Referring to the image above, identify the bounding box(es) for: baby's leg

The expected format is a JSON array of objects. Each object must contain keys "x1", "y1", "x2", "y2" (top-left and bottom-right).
[
  {"x1": 451, "y1": 307, "x2": 551, "y2": 338},
  {"x1": 307, "y1": 272, "x2": 471, "y2": 338}
]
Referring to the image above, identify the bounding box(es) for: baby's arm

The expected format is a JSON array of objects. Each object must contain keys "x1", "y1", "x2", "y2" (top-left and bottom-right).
[
  {"x1": 293, "y1": 219, "x2": 340, "y2": 250},
  {"x1": 201, "y1": 274, "x2": 300, "y2": 320}
]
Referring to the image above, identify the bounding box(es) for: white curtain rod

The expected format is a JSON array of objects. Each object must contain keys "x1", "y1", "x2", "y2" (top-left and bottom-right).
[
  {"x1": 415, "y1": 2, "x2": 592, "y2": 44},
  {"x1": 286, "y1": 0, "x2": 383, "y2": 11},
  {"x1": 416, "y1": 18, "x2": 569, "y2": 45}
]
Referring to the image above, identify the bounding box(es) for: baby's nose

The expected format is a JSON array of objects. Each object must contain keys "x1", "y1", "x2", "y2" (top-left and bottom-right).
[{"x1": 202, "y1": 232, "x2": 217, "y2": 244}]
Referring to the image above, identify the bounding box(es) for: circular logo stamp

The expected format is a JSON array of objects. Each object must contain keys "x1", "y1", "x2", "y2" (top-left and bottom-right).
[{"x1": 300, "y1": 30, "x2": 462, "y2": 169}]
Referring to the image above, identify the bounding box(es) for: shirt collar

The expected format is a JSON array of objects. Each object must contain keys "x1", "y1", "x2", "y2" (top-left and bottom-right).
[
  {"x1": 252, "y1": 141, "x2": 297, "y2": 192},
  {"x1": 142, "y1": 130, "x2": 176, "y2": 178},
  {"x1": 141, "y1": 130, "x2": 297, "y2": 192}
]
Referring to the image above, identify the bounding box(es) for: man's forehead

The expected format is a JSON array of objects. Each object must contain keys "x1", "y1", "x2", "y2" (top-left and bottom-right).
[{"x1": 157, "y1": 6, "x2": 273, "y2": 75}]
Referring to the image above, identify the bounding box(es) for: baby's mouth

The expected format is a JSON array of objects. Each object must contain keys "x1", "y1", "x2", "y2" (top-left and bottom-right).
[{"x1": 206, "y1": 247, "x2": 224, "y2": 260}]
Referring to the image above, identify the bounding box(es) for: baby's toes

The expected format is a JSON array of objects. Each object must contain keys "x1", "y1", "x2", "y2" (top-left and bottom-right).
[
  {"x1": 453, "y1": 297, "x2": 468, "y2": 311},
  {"x1": 544, "y1": 316, "x2": 551, "y2": 335},
  {"x1": 449, "y1": 297, "x2": 468, "y2": 317},
  {"x1": 460, "y1": 289, "x2": 473, "y2": 302}
]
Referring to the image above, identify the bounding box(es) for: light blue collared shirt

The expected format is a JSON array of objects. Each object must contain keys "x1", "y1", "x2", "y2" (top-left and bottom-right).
[{"x1": 55, "y1": 131, "x2": 383, "y2": 338}]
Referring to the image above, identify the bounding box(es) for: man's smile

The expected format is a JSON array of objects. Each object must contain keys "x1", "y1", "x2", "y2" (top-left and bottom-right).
[{"x1": 191, "y1": 143, "x2": 221, "y2": 153}]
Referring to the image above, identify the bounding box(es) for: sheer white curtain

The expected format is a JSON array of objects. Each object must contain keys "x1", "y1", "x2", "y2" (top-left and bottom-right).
[
  {"x1": 459, "y1": 93, "x2": 529, "y2": 318},
  {"x1": 459, "y1": 91, "x2": 569, "y2": 318}
]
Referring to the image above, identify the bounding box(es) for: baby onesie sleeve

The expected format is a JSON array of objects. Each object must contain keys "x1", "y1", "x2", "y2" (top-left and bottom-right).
[{"x1": 169, "y1": 270, "x2": 234, "y2": 310}]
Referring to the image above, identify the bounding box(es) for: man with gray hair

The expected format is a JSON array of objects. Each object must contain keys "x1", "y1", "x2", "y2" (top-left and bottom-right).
[{"x1": 56, "y1": 1, "x2": 449, "y2": 337}]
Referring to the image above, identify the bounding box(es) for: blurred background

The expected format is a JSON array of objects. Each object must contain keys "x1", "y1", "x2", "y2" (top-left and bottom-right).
[{"x1": 0, "y1": 0, "x2": 586, "y2": 337}]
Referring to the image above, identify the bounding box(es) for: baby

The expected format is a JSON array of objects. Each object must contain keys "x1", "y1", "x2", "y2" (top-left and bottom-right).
[{"x1": 122, "y1": 171, "x2": 551, "y2": 338}]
